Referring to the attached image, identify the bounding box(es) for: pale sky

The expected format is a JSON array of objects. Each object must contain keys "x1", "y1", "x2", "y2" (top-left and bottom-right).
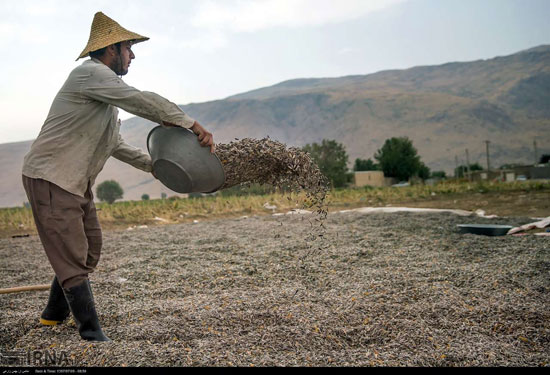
[{"x1": 1, "y1": 0, "x2": 549, "y2": 144}]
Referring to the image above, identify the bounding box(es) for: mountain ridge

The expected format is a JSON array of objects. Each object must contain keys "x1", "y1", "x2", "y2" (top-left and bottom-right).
[{"x1": 0, "y1": 44, "x2": 548, "y2": 207}]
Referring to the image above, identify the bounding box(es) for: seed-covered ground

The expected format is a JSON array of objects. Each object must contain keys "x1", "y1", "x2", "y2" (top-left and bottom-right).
[{"x1": 1, "y1": 210, "x2": 549, "y2": 367}]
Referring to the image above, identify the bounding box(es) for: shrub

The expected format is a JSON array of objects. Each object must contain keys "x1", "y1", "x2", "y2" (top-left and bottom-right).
[{"x1": 96, "y1": 180, "x2": 123, "y2": 204}]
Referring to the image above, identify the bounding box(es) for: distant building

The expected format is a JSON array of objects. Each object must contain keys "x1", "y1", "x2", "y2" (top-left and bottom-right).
[
  {"x1": 469, "y1": 165, "x2": 550, "y2": 181},
  {"x1": 530, "y1": 165, "x2": 550, "y2": 179},
  {"x1": 510, "y1": 165, "x2": 533, "y2": 179},
  {"x1": 354, "y1": 171, "x2": 397, "y2": 187}
]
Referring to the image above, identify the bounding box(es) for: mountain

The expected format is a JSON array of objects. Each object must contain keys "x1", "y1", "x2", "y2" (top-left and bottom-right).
[{"x1": 1, "y1": 45, "x2": 549, "y2": 208}]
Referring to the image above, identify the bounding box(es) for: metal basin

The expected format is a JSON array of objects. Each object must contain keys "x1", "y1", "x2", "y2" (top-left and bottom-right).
[
  {"x1": 457, "y1": 224, "x2": 513, "y2": 236},
  {"x1": 147, "y1": 126, "x2": 225, "y2": 194}
]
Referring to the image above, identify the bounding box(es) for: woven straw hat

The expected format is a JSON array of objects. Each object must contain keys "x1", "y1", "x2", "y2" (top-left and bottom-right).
[{"x1": 77, "y1": 12, "x2": 149, "y2": 60}]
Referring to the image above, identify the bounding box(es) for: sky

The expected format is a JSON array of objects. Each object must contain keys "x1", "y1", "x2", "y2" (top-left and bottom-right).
[{"x1": 1, "y1": 0, "x2": 549, "y2": 144}]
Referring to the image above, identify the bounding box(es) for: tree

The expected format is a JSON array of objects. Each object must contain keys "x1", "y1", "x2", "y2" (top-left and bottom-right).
[
  {"x1": 353, "y1": 158, "x2": 379, "y2": 171},
  {"x1": 141, "y1": 194, "x2": 150, "y2": 201},
  {"x1": 540, "y1": 154, "x2": 550, "y2": 164},
  {"x1": 455, "y1": 163, "x2": 482, "y2": 178},
  {"x1": 96, "y1": 180, "x2": 123, "y2": 204},
  {"x1": 303, "y1": 139, "x2": 349, "y2": 188},
  {"x1": 374, "y1": 137, "x2": 422, "y2": 181},
  {"x1": 417, "y1": 162, "x2": 431, "y2": 180},
  {"x1": 431, "y1": 170, "x2": 447, "y2": 179}
]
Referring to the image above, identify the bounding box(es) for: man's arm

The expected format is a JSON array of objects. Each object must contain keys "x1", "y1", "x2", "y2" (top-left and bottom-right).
[
  {"x1": 111, "y1": 133, "x2": 153, "y2": 173},
  {"x1": 85, "y1": 64, "x2": 215, "y2": 154},
  {"x1": 82, "y1": 64, "x2": 195, "y2": 128}
]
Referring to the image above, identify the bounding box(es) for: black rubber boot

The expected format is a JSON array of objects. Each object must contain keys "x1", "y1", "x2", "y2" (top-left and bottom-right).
[
  {"x1": 63, "y1": 279, "x2": 110, "y2": 342},
  {"x1": 40, "y1": 276, "x2": 70, "y2": 326}
]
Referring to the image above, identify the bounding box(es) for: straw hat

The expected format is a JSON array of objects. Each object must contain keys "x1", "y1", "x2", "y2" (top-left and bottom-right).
[{"x1": 77, "y1": 12, "x2": 149, "y2": 60}]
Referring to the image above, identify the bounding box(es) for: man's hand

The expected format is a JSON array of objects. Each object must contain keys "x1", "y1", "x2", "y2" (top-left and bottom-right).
[{"x1": 190, "y1": 121, "x2": 215, "y2": 153}]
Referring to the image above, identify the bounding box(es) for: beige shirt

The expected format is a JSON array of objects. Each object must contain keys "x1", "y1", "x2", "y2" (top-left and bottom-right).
[{"x1": 23, "y1": 58, "x2": 195, "y2": 197}]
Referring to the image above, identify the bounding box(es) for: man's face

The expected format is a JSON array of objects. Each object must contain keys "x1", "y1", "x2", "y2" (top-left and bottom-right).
[{"x1": 112, "y1": 41, "x2": 135, "y2": 76}]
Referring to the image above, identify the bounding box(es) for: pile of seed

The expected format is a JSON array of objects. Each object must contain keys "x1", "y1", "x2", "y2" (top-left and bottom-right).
[{"x1": 1, "y1": 212, "x2": 548, "y2": 366}]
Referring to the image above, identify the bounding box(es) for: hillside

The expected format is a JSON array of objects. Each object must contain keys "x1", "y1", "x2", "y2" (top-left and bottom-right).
[{"x1": 1, "y1": 45, "x2": 549, "y2": 207}]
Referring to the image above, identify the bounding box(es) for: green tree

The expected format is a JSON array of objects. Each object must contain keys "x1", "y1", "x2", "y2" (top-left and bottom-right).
[
  {"x1": 431, "y1": 170, "x2": 447, "y2": 179},
  {"x1": 96, "y1": 180, "x2": 123, "y2": 204},
  {"x1": 455, "y1": 163, "x2": 483, "y2": 178},
  {"x1": 417, "y1": 162, "x2": 431, "y2": 180},
  {"x1": 353, "y1": 158, "x2": 379, "y2": 171},
  {"x1": 303, "y1": 139, "x2": 349, "y2": 188},
  {"x1": 374, "y1": 137, "x2": 422, "y2": 181}
]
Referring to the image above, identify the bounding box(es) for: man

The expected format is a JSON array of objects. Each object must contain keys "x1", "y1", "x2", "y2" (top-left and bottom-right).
[{"x1": 22, "y1": 12, "x2": 214, "y2": 342}]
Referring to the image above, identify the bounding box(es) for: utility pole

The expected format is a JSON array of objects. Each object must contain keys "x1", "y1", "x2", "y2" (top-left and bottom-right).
[
  {"x1": 455, "y1": 155, "x2": 459, "y2": 179},
  {"x1": 484, "y1": 140, "x2": 491, "y2": 172},
  {"x1": 465, "y1": 148, "x2": 471, "y2": 182},
  {"x1": 534, "y1": 139, "x2": 538, "y2": 165}
]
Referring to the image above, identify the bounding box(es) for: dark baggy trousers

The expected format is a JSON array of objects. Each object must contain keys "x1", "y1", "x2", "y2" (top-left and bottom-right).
[{"x1": 22, "y1": 175, "x2": 102, "y2": 289}]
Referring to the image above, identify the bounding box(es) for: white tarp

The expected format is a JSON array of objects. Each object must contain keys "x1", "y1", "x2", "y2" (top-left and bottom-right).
[
  {"x1": 507, "y1": 217, "x2": 550, "y2": 235},
  {"x1": 275, "y1": 206, "x2": 500, "y2": 217},
  {"x1": 337, "y1": 206, "x2": 473, "y2": 216}
]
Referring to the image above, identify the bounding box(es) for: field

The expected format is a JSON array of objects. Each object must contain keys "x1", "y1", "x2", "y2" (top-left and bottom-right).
[
  {"x1": 1, "y1": 181, "x2": 549, "y2": 367},
  {"x1": 1, "y1": 180, "x2": 549, "y2": 238}
]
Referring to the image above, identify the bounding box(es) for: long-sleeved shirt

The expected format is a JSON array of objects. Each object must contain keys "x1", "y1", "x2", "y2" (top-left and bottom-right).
[{"x1": 22, "y1": 57, "x2": 195, "y2": 197}]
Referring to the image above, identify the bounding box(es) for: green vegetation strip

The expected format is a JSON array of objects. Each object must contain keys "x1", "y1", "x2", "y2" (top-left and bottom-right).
[{"x1": 2, "y1": 180, "x2": 548, "y2": 237}]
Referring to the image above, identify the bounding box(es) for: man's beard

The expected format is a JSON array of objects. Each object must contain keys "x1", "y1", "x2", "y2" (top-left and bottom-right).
[{"x1": 110, "y1": 54, "x2": 127, "y2": 76}]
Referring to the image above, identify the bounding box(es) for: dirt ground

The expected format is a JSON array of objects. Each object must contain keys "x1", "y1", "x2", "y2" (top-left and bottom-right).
[
  {"x1": 329, "y1": 189, "x2": 550, "y2": 219},
  {"x1": 1, "y1": 209, "x2": 549, "y2": 367},
  {"x1": 388, "y1": 190, "x2": 550, "y2": 219}
]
